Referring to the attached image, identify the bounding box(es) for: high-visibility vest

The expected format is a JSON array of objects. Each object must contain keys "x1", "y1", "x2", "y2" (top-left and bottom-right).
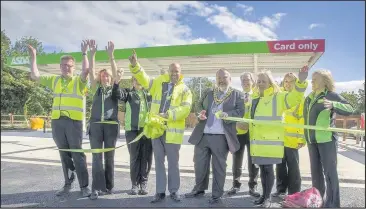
[
  {"x1": 249, "y1": 90, "x2": 285, "y2": 163},
  {"x1": 130, "y1": 63, "x2": 192, "y2": 144},
  {"x1": 51, "y1": 76, "x2": 84, "y2": 121},
  {"x1": 283, "y1": 101, "x2": 306, "y2": 148},
  {"x1": 237, "y1": 89, "x2": 258, "y2": 135}
]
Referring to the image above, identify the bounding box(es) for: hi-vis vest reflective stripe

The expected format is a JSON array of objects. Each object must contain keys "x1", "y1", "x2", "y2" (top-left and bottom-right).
[
  {"x1": 250, "y1": 93, "x2": 284, "y2": 161},
  {"x1": 51, "y1": 76, "x2": 84, "y2": 121},
  {"x1": 283, "y1": 103, "x2": 305, "y2": 148}
]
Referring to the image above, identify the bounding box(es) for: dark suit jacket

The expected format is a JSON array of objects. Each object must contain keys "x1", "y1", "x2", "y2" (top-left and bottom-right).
[{"x1": 188, "y1": 88, "x2": 245, "y2": 153}]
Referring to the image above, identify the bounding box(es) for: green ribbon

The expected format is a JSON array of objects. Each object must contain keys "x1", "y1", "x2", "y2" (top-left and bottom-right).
[
  {"x1": 58, "y1": 131, "x2": 145, "y2": 153},
  {"x1": 214, "y1": 111, "x2": 365, "y2": 135}
]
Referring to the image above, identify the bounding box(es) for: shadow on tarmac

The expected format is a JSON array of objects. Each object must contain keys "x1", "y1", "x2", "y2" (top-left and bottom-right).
[{"x1": 1, "y1": 190, "x2": 261, "y2": 208}]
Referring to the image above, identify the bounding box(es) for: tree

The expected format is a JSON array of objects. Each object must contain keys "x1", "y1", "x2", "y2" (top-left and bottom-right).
[
  {"x1": 340, "y1": 91, "x2": 364, "y2": 115},
  {"x1": 1, "y1": 30, "x2": 11, "y2": 68},
  {"x1": 186, "y1": 77, "x2": 214, "y2": 112},
  {"x1": 1, "y1": 30, "x2": 52, "y2": 117}
]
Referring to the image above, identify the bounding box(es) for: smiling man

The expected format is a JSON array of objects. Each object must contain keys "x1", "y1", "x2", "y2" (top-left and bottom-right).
[
  {"x1": 185, "y1": 68, "x2": 245, "y2": 204},
  {"x1": 27, "y1": 41, "x2": 91, "y2": 198},
  {"x1": 128, "y1": 50, "x2": 192, "y2": 204}
]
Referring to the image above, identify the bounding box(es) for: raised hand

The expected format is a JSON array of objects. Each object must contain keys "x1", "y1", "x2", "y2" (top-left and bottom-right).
[
  {"x1": 89, "y1": 39, "x2": 97, "y2": 56},
  {"x1": 114, "y1": 68, "x2": 124, "y2": 84},
  {"x1": 27, "y1": 44, "x2": 36, "y2": 59},
  {"x1": 81, "y1": 40, "x2": 89, "y2": 54},
  {"x1": 298, "y1": 65, "x2": 309, "y2": 82},
  {"x1": 128, "y1": 49, "x2": 137, "y2": 67},
  {"x1": 105, "y1": 41, "x2": 114, "y2": 58}
]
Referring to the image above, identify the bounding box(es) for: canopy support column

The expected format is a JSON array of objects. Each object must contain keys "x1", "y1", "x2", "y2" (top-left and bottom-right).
[{"x1": 253, "y1": 54, "x2": 258, "y2": 74}]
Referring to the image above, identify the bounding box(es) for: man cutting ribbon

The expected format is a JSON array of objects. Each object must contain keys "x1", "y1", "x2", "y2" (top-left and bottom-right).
[
  {"x1": 185, "y1": 68, "x2": 245, "y2": 204},
  {"x1": 128, "y1": 50, "x2": 192, "y2": 203}
]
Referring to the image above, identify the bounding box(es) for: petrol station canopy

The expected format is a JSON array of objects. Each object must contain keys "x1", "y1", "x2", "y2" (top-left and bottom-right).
[{"x1": 7, "y1": 39, "x2": 325, "y2": 77}]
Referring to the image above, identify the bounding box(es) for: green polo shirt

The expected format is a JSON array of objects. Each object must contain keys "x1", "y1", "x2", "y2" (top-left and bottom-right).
[{"x1": 136, "y1": 90, "x2": 148, "y2": 127}]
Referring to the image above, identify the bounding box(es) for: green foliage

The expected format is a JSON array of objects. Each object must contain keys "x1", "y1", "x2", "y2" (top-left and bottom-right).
[
  {"x1": 1, "y1": 30, "x2": 52, "y2": 117},
  {"x1": 186, "y1": 77, "x2": 214, "y2": 112},
  {"x1": 340, "y1": 90, "x2": 365, "y2": 114}
]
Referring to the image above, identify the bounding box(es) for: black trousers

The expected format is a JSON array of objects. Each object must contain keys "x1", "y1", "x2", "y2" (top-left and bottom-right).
[
  {"x1": 126, "y1": 129, "x2": 153, "y2": 186},
  {"x1": 308, "y1": 141, "x2": 340, "y2": 208},
  {"x1": 275, "y1": 147, "x2": 301, "y2": 195},
  {"x1": 259, "y1": 164, "x2": 274, "y2": 199},
  {"x1": 232, "y1": 133, "x2": 259, "y2": 189},
  {"x1": 52, "y1": 117, "x2": 89, "y2": 188},
  {"x1": 89, "y1": 122, "x2": 119, "y2": 191}
]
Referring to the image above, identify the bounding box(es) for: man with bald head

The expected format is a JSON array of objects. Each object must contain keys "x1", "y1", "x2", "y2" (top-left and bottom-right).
[
  {"x1": 185, "y1": 69, "x2": 245, "y2": 204},
  {"x1": 128, "y1": 51, "x2": 192, "y2": 203}
]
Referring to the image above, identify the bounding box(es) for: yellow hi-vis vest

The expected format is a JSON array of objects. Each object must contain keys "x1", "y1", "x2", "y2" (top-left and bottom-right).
[
  {"x1": 249, "y1": 80, "x2": 307, "y2": 164},
  {"x1": 237, "y1": 89, "x2": 259, "y2": 135},
  {"x1": 283, "y1": 101, "x2": 306, "y2": 148},
  {"x1": 129, "y1": 63, "x2": 192, "y2": 144},
  {"x1": 51, "y1": 76, "x2": 84, "y2": 121}
]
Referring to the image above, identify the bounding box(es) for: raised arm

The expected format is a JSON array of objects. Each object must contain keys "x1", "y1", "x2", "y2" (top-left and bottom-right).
[
  {"x1": 80, "y1": 40, "x2": 89, "y2": 82},
  {"x1": 88, "y1": 40, "x2": 98, "y2": 89},
  {"x1": 106, "y1": 41, "x2": 117, "y2": 79},
  {"x1": 128, "y1": 50, "x2": 151, "y2": 91},
  {"x1": 283, "y1": 66, "x2": 309, "y2": 110},
  {"x1": 27, "y1": 44, "x2": 40, "y2": 81},
  {"x1": 325, "y1": 93, "x2": 354, "y2": 116}
]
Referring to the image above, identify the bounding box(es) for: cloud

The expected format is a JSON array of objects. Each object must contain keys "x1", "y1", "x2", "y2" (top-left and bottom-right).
[
  {"x1": 236, "y1": 3, "x2": 254, "y2": 15},
  {"x1": 206, "y1": 5, "x2": 282, "y2": 41},
  {"x1": 1, "y1": 1, "x2": 214, "y2": 52},
  {"x1": 308, "y1": 23, "x2": 324, "y2": 30},
  {"x1": 1, "y1": 1, "x2": 286, "y2": 54},
  {"x1": 260, "y1": 13, "x2": 287, "y2": 30}
]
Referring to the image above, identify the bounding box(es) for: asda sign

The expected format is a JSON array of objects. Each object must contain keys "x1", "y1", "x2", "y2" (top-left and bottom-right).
[{"x1": 11, "y1": 56, "x2": 30, "y2": 65}]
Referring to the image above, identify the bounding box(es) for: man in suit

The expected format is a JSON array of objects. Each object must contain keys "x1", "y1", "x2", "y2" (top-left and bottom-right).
[{"x1": 185, "y1": 68, "x2": 245, "y2": 204}]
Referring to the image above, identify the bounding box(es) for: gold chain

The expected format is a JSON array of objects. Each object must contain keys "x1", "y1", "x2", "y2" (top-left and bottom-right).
[{"x1": 213, "y1": 87, "x2": 233, "y2": 105}]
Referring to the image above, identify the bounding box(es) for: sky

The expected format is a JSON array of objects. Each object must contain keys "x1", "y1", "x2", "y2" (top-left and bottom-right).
[{"x1": 1, "y1": 1, "x2": 365, "y2": 95}]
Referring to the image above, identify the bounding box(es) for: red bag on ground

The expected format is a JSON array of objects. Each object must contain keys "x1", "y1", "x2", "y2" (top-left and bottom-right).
[{"x1": 282, "y1": 187, "x2": 323, "y2": 208}]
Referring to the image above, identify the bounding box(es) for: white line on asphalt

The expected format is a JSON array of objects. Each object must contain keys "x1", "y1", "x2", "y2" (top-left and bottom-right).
[{"x1": 2, "y1": 158, "x2": 365, "y2": 189}]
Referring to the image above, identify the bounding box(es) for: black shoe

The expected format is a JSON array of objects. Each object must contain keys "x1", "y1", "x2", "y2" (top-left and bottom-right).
[
  {"x1": 272, "y1": 191, "x2": 286, "y2": 197},
  {"x1": 105, "y1": 188, "x2": 114, "y2": 195},
  {"x1": 89, "y1": 190, "x2": 98, "y2": 200},
  {"x1": 170, "y1": 192, "x2": 181, "y2": 202},
  {"x1": 249, "y1": 187, "x2": 261, "y2": 198},
  {"x1": 255, "y1": 199, "x2": 271, "y2": 208},
  {"x1": 226, "y1": 186, "x2": 240, "y2": 195},
  {"x1": 253, "y1": 196, "x2": 265, "y2": 205},
  {"x1": 184, "y1": 190, "x2": 205, "y2": 198},
  {"x1": 128, "y1": 185, "x2": 139, "y2": 195},
  {"x1": 150, "y1": 193, "x2": 166, "y2": 203},
  {"x1": 139, "y1": 183, "x2": 148, "y2": 195},
  {"x1": 55, "y1": 184, "x2": 71, "y2": 196},
  {"x1": 81, "y1": 187, "x2": 91, "y2": 197},
  {"x1": 208, "y1": 196, "x2": 221, "y2": 204}
]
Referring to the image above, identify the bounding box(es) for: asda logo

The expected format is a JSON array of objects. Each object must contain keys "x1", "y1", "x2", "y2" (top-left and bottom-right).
[{"x1": 11, "y1": 56, "x2": 30, "y2": 65}]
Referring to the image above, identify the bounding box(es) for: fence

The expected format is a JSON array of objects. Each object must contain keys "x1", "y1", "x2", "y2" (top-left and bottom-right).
[{"x1": 1, "y1": 113, "x2": 200, "y2": 130}]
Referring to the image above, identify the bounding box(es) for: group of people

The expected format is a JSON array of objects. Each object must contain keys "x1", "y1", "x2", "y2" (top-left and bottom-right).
[{"x1": 27, "y1": 39, "x2": 354, "y2": 208}]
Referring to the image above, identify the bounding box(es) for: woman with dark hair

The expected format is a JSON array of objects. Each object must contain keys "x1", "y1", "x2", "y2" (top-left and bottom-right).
[{"x1": 119, "y1": 76, "x2": 153, "y2": 196}]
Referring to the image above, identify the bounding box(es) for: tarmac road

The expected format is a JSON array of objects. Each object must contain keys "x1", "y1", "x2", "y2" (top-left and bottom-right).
[{"x1": 1, "y1": 161, "x2": 365, "y2": 208}]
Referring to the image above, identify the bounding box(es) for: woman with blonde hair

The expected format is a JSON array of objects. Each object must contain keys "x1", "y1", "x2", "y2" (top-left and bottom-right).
[
  {"x1": 87, "y1": 40, "x2": 122, "y2": 200},
  {"x1": 237, "y1": 67, "x2": 309, "y2": 207},
  {"x1": 303, "y1": 69, "x2": 354, "y2": 207},
  {"x1": 272, "y1": 72, "x2": 306, "y2": 198}
]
